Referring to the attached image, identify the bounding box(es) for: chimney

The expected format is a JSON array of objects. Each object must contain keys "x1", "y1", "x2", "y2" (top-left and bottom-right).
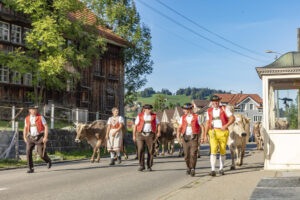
[{"x1": 297, "y1": 28, "x2": 300, "y2": 52}]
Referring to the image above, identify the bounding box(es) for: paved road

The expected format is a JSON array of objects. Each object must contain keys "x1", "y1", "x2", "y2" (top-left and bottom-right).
[{"x1": 0, "y1": 144, "x2": 261, "y2": 200}]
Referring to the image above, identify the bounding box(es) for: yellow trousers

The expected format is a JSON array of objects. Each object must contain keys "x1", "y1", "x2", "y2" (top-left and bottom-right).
[{"x1": 209, "y1": 129, "x2": 229, "y2": 155}]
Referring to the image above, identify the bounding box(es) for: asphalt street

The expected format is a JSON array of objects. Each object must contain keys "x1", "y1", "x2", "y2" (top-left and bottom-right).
[{"x1": 0, "y1": 144, "x2": 260, "y2": 200}]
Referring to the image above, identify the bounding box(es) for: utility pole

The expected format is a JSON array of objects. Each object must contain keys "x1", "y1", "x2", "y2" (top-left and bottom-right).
[{"x1": 297, "y1": 28, "x2": 300, "y2": 128}]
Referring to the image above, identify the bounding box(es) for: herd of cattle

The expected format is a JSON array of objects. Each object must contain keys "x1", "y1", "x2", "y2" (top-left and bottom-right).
[{"x1": 74, "y1": 109, "x2": 280, "y2": 170}]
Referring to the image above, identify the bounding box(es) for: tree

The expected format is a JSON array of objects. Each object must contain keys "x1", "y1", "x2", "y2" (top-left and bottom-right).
[
  {"x1": 140, "y1": 87, "x2": 156, "y2": 97},
  {"x1": 0, "y1": 0, "x2": 106, "y2": 105},
  {"x1": 82, "y1": 0, "x2": 153, "y2": 100},
  {"x1": 153, "y1": 94, "x2": 167, "y2": 112},
  {"x1": 160, "y1": 88, "x2": 172, "y2": 95}
]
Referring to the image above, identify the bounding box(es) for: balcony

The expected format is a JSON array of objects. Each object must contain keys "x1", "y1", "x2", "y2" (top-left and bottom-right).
[
  {"x1": 107, "y1": 74, "x2": 119, "y2": 81},
  {"x1": 93, "y1": 71, "x2": 105, "y2": 79}
]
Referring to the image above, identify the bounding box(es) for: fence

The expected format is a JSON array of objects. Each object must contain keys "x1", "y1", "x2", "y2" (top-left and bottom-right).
[
  {"x1": 0, "y1": 105, "x2": 136, "y2": 159},
  {"x1": 0, "y1": 104, "x2": 114, "y2": 131}
]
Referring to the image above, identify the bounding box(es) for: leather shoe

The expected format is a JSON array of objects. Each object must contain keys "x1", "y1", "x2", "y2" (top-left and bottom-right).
[
  {"x1": 27, "y1": 168, "x2": 34, "y2": 173},
  {"x1": 209, "y1": 171, "x2": 216, "y2": 177},
  {"x1": 138, "y1": 166, "x2": 145, "y2": 171},
  {"x1": 109, "y1": 158, "x2": 115, "y2": 166},
  {"x1": 146, "y1": 167, "x2": 152, "y2": 171},
  {"x1": 219, "y1": 169, "x2": 225, "y2": 175},
  {"x1": 186, "y1": 170, "x2": 191, "y2": 175},
  {"x1": 117, "y1": 156, "x2": 122, "y2": 164},
  {"x1": 47, "y1": 160, "x2": 52, "y2": 169}
]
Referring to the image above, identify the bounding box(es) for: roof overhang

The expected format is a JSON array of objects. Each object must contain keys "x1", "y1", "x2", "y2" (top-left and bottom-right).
[{"x1": 256, "y1": 52, "x2": 300, "y2": 79}]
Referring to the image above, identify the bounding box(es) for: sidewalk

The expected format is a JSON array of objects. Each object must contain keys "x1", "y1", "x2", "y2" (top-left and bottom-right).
[{"x1": 159, "y1": 146, "x2": 277, "y2": 200}]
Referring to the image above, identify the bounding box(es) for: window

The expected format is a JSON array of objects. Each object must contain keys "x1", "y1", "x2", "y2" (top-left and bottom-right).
[
  {"x1": 23, "y1": 73, "x2": 32, "y2": 86},
  {"x1": 95, "y1": 59, "x2": 104, "y2": 76},
  {"x1": 254, "y1": 116, "x2": 262, "y2": 122},
  {"x1": 12, "y1": 71, "x2": 21, "y2": 84},
  {"x1": 240, "y1": 104, "x2": 245, "y2": 112},
  {"x1": 0, "y1": 65, "x2": 9, "y2": 82},
  {"x1": 250, "y1": 104, "x2": 254, "y2": 110},
  {"x1": 268, "y1": 79, "x2": 300, "y2": 130},
  {"x1": 11, "y1": 25, "x2": 22, "y2": 44},
  {"x1": 0, "y1": 21, "x2": 9, "y2": 41},
  {"x1": 23, "y1": 27, "x2": 30, "y2": 44}
]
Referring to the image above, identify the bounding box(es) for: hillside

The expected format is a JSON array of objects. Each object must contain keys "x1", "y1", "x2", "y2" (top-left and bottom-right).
[{"x1": 136, "y1": 94, "x2": 191, "y2": 106}]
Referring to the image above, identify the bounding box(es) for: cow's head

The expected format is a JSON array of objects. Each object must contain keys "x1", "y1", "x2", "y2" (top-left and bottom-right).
[
  {"x1": 230, "y1": 114, "x2": 249, "y2": 137},
  {"x1": 75, "y1": 123, "x2": 90, "y2": 143}
]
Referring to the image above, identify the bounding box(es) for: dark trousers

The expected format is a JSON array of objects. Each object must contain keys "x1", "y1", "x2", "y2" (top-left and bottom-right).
[
  {"x1": 26, "y1": 135, "x2": 51, "y2": 169},
  {"x1": 136, "y1": 132, "x2": 155, "y2": 168},
  {"x1": 182, "y1": 134, "x2": 198, "y2": 170}
]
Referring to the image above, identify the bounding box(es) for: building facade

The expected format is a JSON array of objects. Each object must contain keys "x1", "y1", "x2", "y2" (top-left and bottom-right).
[
  {"x1": 0, "y1": 2, "x2": 127, "y2": 119},
  {"x1": 215, "y1": 93, "x2": 263, "y2": 132}
]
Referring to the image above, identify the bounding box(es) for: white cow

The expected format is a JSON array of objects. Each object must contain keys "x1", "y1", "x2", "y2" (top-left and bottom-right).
[{"x1": 227, "y1": 114, "x2": 250, "y2": 170}]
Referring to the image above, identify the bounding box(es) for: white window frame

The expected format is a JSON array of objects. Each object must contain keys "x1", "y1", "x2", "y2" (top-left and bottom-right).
[
  {"x1": 0, "y1": 21, "x2": 10, "y2": 41},
  {"x1": 23, "y1": 73, "x2": 32, "y2": 86},
  {"x1": 254, "y1": 115, "x2": 262, "y2": 122},
  {"x1": 0, "y1": 65, "x2": 9, "y2": 83},
  {"x1": 250, "y1": 104, "x2": 254, "y2": 110},
  {"x1": 12, "y1": 71, "x2": 21, "y2": 84},
  {"x1": 11, "y1": 24, "x2": 22, "y2": 44}
]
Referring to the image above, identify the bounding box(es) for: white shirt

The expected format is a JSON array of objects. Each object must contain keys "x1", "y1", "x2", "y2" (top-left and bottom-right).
[
  {"x1": 179, "y1": 114, "x2": 202, "y2": 136},
  {"x1": 24, "y1": 115, "x2": 47, "y2": 136},
  {"x1": 107, "y1": 116, "x2": 124, "y2": 128},
  {"x1": 135, "y1": 113, "x2": 160, "y2": 133},
  {"x1": 206, "y1": 106, "x2": 232, "y2": 129}
]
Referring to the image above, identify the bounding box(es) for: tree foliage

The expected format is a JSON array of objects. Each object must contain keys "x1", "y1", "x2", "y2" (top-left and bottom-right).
[
  {"x1": 0, "y1": 0, "x2": 106, "y2": 104},
  {"x1": 176, "y1": 87, "x2": 228, "y2": 100},
  {"x1": 82, "y1": 0, "x2": 153, "y2": 103},
  {"x1": 153, "y1": 94, "x2": 167, "y2": 112},
  {"x1": 140, "y1": 87, "x2": 156, "y2": 97}
]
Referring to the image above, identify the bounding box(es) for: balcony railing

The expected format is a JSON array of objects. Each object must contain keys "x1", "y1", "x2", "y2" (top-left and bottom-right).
[
  {"x1": 93, "y1": 71, "x2": 105, "y2": 79},
  {"x1": 108, "y1": 74, "x2": 119, "y2": 81}
]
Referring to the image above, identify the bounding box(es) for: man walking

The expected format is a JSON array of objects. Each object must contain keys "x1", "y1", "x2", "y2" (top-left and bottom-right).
[
  {"x1": 177, "y1": 103, "x2": 203, "y2": 177},
  {"x1": 202, "y1": 95, "x2": 235, "y2": 176},
  {"x1": 133, "y1": 104, "x2": 161, "y2": 171},
  {"x1": 23, "y1": 105, "x2": 51, "y2": 173}
]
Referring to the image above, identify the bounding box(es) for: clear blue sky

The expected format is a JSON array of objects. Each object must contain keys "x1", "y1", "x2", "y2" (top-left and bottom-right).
[{"x1": 134, "y1": 0, "x2": 300, "y2": 95}]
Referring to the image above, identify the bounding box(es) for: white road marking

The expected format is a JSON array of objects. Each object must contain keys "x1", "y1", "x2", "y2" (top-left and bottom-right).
[{"x1": 0, "y1": 187, "x2": 8, "y2": 191}]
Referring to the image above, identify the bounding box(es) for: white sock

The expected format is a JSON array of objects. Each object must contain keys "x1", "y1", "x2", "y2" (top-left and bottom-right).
[
  {"x1": 110, "y1": 152, "x2": 115, "y2": 159},
  {"x1": 219, "y1": 155, "x2": 225, "y2": 170},
  {"x1": 210, "y1": 154, "x2": 217, "y2": 171},
  {"x1": 117, "y1": 152, "x2": 121, "y2": 157}
]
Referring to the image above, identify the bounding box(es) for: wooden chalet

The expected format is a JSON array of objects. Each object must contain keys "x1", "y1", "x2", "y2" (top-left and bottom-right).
[{"x1": 0, "y1": 2, "x2": 128, "y2": 119}]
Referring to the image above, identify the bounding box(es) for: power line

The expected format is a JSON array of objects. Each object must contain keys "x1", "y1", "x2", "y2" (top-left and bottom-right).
[
  {"x1": 143, "y1": 17, "x2": 212, "y2": 53},
  {"x1": 137, "y1": 0, "x2": 269, "y2": 63},
  {"x1": 155, "y1": 0, "x2": 268, "y2": 58}
]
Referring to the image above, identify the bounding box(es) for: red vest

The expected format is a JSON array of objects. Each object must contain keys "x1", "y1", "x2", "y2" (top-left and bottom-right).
[
  {"x1": 137, "y1": 112, "x2": 157, "y2": 133},
  {"x1": 181, "y1": 114, "x2": 200, "y2": 135},
  {"x1": 208, "y1": 106, "x2": 229, "y2": 129},
  {"x1": 25, "y1": 114, "x2": 45, "y2": 134},
  {"x1": 110, "y1": 122, "x2": 120, "y2": 129}
]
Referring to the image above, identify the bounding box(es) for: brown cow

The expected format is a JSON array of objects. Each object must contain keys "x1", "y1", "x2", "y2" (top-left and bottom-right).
[
  {"x1": 253, "y1": 122, "x2": 263, "y2": 150},
  {"x1": 75, "y1": 120, "x2": 128, "y2": 163},
  {"x1": 155, "y1": 122, "x2": 176, "y2": 156}
]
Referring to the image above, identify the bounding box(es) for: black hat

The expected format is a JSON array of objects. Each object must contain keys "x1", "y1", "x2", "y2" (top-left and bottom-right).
[
  {"x1": 210, "y1": 95, "x2": 221, "y2": 101},
  {"x1": 143, "y1": 104, "x2": 153, "y2": 109},
  {"x1": 182, "y1": 103, "x2": 193, "y2": 110},
  {"x1": 28, "y1": 104, "x2": 39, "y2": 109}
]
